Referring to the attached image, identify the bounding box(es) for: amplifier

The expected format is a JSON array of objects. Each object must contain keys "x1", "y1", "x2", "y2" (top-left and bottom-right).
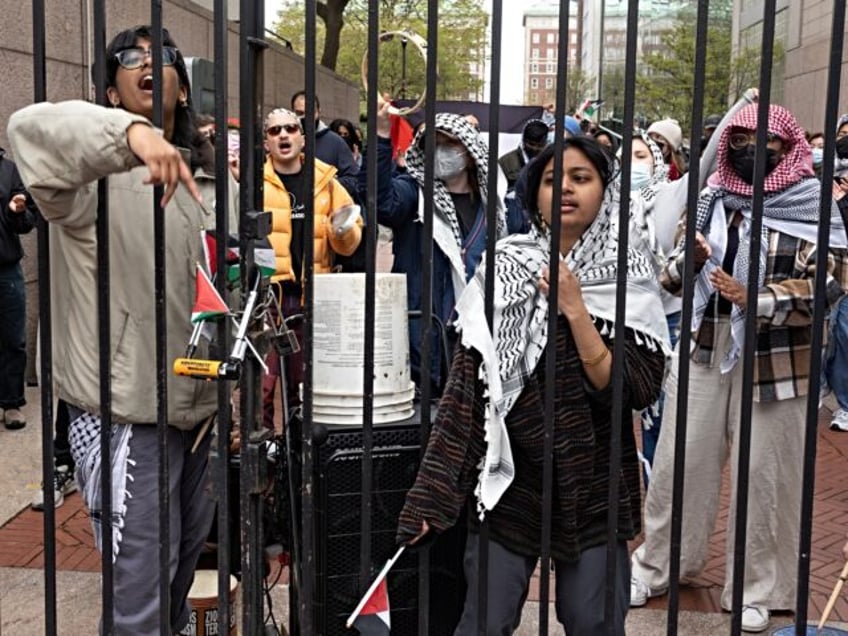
[{"x1": 289, "y1": 409, "x2": 467, "y2": 635}]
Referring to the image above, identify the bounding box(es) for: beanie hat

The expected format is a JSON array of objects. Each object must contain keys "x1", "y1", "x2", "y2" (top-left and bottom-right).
[
  {"x1": 704, "y1": 114, "x2": 722, "y2": 129},
  {"x1": 564, "y1": 116, "x2": 582, "y2": 137},
  {"x1": 647, "y1": 118, "x2": 683, "y2": 151},
  {"x1": 522, "y1": 119, "x2": 549, "y2": 144}
]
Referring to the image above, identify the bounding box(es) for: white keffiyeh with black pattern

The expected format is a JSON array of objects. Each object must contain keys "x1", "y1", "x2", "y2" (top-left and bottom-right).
[
  {"x1": 454, "y1": 184, "x2": 672, "y2": 514},
  {"x1": 405, "y1": 113, "x2": 507, "y2": 298}
]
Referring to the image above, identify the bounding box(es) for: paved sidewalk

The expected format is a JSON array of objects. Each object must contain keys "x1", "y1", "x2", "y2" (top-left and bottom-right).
[{"x1": 2, "y1": 387, "x2": 848, "y2": 634}]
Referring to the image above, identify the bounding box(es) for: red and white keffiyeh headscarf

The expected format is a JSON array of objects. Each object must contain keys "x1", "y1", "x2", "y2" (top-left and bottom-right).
[{"x1": 713, "y1": 103, "x2": 813, "y2": 196}]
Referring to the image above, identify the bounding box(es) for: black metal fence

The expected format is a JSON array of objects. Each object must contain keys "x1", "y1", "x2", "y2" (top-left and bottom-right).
[{"x1": 24, "y1": 0, "x2": 845, "y2": 634}]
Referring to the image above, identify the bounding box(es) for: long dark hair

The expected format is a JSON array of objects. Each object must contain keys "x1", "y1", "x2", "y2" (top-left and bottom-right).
[
  {"x1": 99, "y1": 25, "x2": 214, "y2": 174},
  {"x1": 523, "y1": 136, "x2": 618, "y2": 232}
]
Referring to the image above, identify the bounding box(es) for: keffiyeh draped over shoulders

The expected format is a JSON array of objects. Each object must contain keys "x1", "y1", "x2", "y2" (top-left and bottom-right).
[
  {"x1": 453, "y1": 185, "x2": 671, "y2": 515},
  {"x1": 405, "y1": 112, "x2": 507, "y2": 240}
]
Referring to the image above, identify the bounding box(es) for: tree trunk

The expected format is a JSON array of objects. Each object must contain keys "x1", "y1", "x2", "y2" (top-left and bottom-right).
[{"x1": 317, "y1": 0, "x2": 349, "y2": 71}]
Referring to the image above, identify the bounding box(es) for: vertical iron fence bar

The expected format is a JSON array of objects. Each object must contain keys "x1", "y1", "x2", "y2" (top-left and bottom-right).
[
  {"x1": 212, "y1": 0, "x2": 232, "y2": 633},
  {"x1": 794, "y1": 0, "x2": 847, "y2": 632},
  {"x1": 666, "y1": 1, "x2": 710, "y2": 634},
  {"x1": 299, "y1": 0, "x2": 317, "y2": 632},
  {"x1": 358, "y1": 0, "x2": 379, "y2": 594},
  {"x1": 538, "y1": 2, "x2": 571, "y2": 632},
  {"x1": 417, "y1": 1, "x2": 438, "y2": 633},
  {"x1": 149, "y1": 11, "x2": 171, "y2": 634},
  {"x1": 238, "y1": 0, "x2": 267, "y2": 631},
  {"x1": 730, "y1": 1, "x2": 776, "y2": 633},
  {"x1": 32, "y1": 1, "x2": 57, "y2": 633},
  {"x1": 477, "y1": 2, "x2": 504, "y2": 633},
  {"x1": 603, "y1": 0, "x2": 638, "y2": 631},
  {"x1": 597, "y1": 0, "x2": 605, "y2": 107},
  {"x1": 92, "y1": 1, "x2": 115, "y2": 631}
]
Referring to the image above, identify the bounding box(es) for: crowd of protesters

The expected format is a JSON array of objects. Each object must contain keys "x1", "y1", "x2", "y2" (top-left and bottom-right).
[{"x1": 6, "y1": 20, "x2": 848, "y2": 636}]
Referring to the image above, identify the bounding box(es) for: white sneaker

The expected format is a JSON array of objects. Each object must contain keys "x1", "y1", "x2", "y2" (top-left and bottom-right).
[
  {"x1": 831, "y1": 408, "x2": 848, "y2": 431},
  {"x1": 31, "y1": 465, "x2": 77, "y2": 511},
  {"x1": 741, "y1": 605, "x2": 769, "y2": 633},
  {"x1": 630, "y1": 574, "x2": 666, "y2": 607}
]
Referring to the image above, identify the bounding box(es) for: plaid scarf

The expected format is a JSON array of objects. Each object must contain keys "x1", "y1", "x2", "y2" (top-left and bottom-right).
[
  {"x1": 711, "y1": 103, "x2": 814, "y2": 196},
  {"x1": 454, "y1": 184, "x2": 671, "y2": 514}
]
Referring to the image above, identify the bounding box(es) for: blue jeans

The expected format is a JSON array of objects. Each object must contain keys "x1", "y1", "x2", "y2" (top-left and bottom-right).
[
  {"x1": 0, "y1": 263, "x2": 26, "y2": 409},
  {"x1": 826, "y1": 295, "x2": 848, "y2": 411},
  {"x1": 641, "y1": 311, "x2": 681, "y2": 486}
]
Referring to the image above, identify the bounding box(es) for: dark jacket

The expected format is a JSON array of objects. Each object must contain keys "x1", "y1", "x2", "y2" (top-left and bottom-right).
[
  {"x1": 0, "y1": 149, "x2": 37, "y2": 268},
  {"x1": 315, "y1": 124, "x2": 360, "y2": 200},
  {"x1": 363, "y1": 137, "x2": 490, "y2": 391},
  {"x1": 498, "y1": 146, "x2": 526, "y2": 193}
]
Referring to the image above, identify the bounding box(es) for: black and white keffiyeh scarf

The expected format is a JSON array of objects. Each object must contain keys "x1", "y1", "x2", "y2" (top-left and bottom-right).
[
  {"x1": 68, "y1": 412, "x2": 135, "y2": 561},
  {"x1": 406, "y1": 113, "x2": 507, "y2": 297},
  {"x1": 454, "y1": 184, "x2": 671, "y2": 515},
  {"x1": 692, "y1": 177, "x2": 848, "y2": 373}
]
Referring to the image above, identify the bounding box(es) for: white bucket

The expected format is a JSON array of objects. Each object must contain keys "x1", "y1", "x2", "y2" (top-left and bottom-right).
[{"x1": 312, "y1": 273, "x2": 413, "y2": 424}]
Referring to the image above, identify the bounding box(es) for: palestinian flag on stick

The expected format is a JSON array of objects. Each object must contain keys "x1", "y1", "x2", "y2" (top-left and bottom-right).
[
  {"x1": 346, "y1": 545, "x2": 404, "y2": 634},
  {"x1": 201, "y1": 229, "x2": 276, "y2": 282},
  {"x1": 191, "y1": 263, "x2": 229, "y2": 323},
  {"x1": 578, "y1": 98, "x2": 604, "y2": 120}
]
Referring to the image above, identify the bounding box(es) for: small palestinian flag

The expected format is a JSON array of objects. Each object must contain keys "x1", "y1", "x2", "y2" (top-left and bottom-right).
[
  {"x1": 347, "y1": 546, "x2": 404, "y2": 635},
  {"x1": 201, "y1": 230, "x2": 276, "y2": 283},
  {"x1": 352, "y1": 578, "x2": 390, "y2": 635},
  {"x1": 191, "y1": 263, "x2": 229, "y2": 323}
]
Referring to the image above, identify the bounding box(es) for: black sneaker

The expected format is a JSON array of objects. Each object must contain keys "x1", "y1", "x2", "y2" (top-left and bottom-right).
[{"x1": 31, "y1": 465, "x2": 77, "y2": 511}]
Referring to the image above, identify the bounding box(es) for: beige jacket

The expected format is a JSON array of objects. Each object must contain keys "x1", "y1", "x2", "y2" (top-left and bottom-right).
[{"x1": 8, "y1": 100, "x2": 238, "y2": 428}]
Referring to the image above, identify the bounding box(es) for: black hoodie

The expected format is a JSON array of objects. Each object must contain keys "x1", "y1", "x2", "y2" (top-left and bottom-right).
[{"x1": 0, "y1": 149, "x2": 38, "y2": 267}]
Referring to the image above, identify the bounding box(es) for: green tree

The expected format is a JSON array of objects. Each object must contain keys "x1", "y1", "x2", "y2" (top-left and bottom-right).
[
  {"x1": 636, "y1": 0, "x2": 783, "y2": 132},
  {"x1": 272, "y1": 0, "x2": 489, "y2": 103}
]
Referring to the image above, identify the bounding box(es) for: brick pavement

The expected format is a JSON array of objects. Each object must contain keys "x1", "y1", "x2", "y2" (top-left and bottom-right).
[{"x1": 2, "y1": 409, "x2": 847, "y2": 623}]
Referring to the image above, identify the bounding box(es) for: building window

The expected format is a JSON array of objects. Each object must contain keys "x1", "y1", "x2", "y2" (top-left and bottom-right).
[
  {"x1": 546, "y1": 63, "x2": 554, "y2": 74},
  {"x1": 547, "y1": 33, "x2": 555, "y2": 44},
  {"x1": 547, "y1": 48, "x2": 556, "y2": 59},
  {"x1": 532, "y1": 48, "x2": 539, "y2": 58},
  {"x1": 545, "y1": 77, "x2": 553, "y2": 89},
  {"x1": 532, "y1": 32, "x2": 540, "y2": 44},
  {"x1": 531, "y1": 77, "x2": 538, "y2": 89},
  {"x1": 531, "y1": 63, "x2": 539, "y2": 73}
]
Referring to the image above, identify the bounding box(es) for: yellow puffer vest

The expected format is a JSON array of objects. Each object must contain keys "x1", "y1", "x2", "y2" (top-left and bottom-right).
[{"x1": 263, "y1": 156, "x2": 361, "y2": 284}]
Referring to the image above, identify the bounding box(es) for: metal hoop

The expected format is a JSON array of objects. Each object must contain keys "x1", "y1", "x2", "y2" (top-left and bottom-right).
[{"x1": 360, "y1": 29, "x2": 430, "y2": 116}]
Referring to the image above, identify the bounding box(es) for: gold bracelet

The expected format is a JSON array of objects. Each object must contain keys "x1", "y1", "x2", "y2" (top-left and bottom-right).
[{"x1": 580, "y1": 347, "x2": 609, "y2": 367}]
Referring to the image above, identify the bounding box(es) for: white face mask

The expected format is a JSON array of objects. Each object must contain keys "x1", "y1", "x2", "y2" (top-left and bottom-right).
[
  {"x1": 434, "y1": 146, "x2": 467, "y2": 180},
  {"x1": 812, "y1": 147, "x2": 824, "y2": 167},
  {"x1": 630, "y1": 163, "x2": 652, "y2": 191}
]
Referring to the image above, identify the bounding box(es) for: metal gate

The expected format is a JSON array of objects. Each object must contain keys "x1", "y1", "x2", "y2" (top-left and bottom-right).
[{"x1": 20, "y1": 0, "x2": 846, "y2": 634}]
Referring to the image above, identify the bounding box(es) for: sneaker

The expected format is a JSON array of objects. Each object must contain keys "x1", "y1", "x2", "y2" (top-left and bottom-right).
[
  {"x1": 630, "y1": 574, "x2": 667, "y2": 607},
  {"x1": 831, "y1": 408, "x2": 848, "y2": 432},
  {"x1": 31, "y1": 465, "x2": 77, "y2": 511},
  {"x1": 3, "y1": 408, "x2": 25, "y2": 430},
  {"x1": 741, "y1": 605, "x2": 769, "y2": 633}
]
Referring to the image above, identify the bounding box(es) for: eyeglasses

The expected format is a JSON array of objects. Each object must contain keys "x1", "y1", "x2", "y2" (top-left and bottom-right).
[
  {"x1": 728, "y1": 131, "x2": 779, "y2": 150},
  {"x1": 266, "y1": 123, "x2": 301, "y2": 136},
  {"x1": 115, "y1": 46, "x2": 179, "y2": 70}
]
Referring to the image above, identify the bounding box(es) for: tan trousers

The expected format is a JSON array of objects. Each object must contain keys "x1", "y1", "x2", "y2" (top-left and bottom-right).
[{"x1": 631, "y1": 320, "x2": 806, "y2": 610}]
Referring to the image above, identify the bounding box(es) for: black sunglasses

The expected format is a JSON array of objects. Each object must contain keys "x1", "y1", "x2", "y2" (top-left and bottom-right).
[
  {"x1": 115, "y1": 46, "x2": 179, "y2": 70},
  {"x1": 266, "y1": 123, "x2": 301, "y2": 136}
]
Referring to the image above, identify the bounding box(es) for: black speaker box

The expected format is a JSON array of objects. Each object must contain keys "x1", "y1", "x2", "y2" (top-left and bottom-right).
[{"x1": 289, "y1": 410, "x2": 467, "y2": 635}]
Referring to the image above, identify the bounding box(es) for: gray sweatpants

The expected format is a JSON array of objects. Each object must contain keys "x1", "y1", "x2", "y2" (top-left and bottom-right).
[
  {"x1": 70, "y1": 412, "x2": 215, "y2": 635},
  {"x1": 454, "y1": 532, "x2": 630, "y2": 635}
]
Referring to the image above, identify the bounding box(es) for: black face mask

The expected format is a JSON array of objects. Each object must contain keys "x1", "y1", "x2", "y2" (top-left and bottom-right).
[
  {"x1": 727, "y1": 144, "x2": 780, "y2": 184},
  {"x1": 836, "y1": 136, "x2": 848, "y2": 159}
]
